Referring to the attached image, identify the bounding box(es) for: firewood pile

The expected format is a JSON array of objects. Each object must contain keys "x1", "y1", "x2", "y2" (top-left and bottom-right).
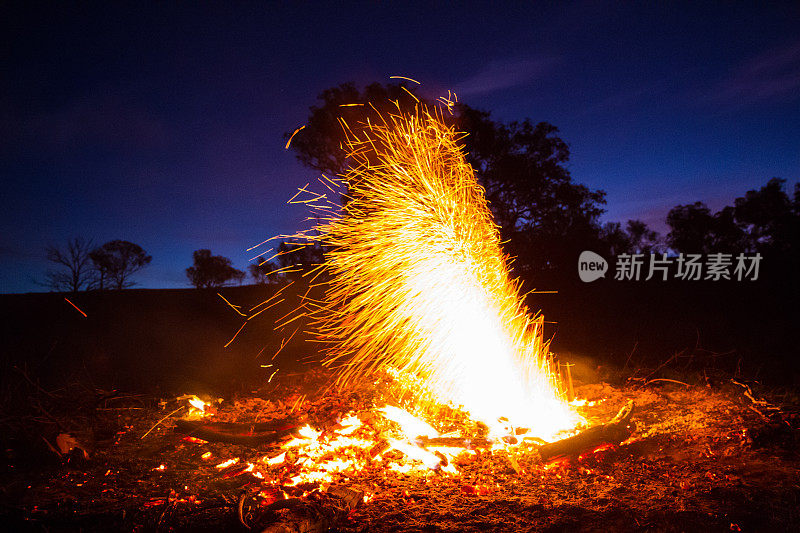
[{"x1": 2, "y1": 366, "x2": 800, "y2": 532}]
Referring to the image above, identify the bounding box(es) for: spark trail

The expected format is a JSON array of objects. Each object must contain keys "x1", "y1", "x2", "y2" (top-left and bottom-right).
[{"x1": 283, "y1": 100, "x2": 576, "y2": 440}]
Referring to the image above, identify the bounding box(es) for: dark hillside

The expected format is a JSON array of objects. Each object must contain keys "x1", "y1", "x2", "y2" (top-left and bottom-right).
[
  {"x1": 1, "y1": 277, "x2": 798, "y2": 400},
  {"x1": 538, "y1": 275, "x2": 800, "y2": 385},
  {"x1": 0, "y1": 286, "x2": 315, "y2": 396}
]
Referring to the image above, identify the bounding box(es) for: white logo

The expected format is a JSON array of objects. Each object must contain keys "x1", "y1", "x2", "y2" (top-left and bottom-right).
[{"x1": 578, "y1": 251, "x2": 608, "y2": 282}]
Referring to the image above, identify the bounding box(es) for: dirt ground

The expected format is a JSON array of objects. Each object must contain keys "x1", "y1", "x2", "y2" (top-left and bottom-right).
[{"x1": 2, "y1": 365, "x2": 799, "y2": 532}]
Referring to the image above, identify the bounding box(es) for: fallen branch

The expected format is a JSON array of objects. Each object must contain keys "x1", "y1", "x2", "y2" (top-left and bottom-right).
[
  {"x1": 537, "y1": 400, "x2": 635, "y2": 462},
  {"x1": 174, "y1": 418, "x2": 302, "y2": 446},
  {"x1": 416, "y1": 436, "x2": 494, "y2": 449}
]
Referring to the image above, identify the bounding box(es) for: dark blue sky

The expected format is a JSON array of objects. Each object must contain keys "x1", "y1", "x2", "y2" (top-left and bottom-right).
[{"x1": 2, "y1": 1, "x2": 798, "y2": 293}]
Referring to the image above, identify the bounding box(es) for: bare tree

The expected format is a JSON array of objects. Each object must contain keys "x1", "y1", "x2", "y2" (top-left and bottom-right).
[{"x1": 43, "y1": 238, "x2": 97, "y2": 292}]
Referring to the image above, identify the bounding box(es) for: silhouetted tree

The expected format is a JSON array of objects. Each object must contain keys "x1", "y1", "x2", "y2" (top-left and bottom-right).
[
  {"x1": 794, "y1": 182, "x2": 800, "y2": 212},
  {"x1": 287, "y1": 82, "x2": 606, "y2": 277},
  {"x1": 625, "y1": 220, "x2": 664, "y2": 254},
  {"x1": 457, "y1": 106, "x2": 607, "y2": 274},
  {"x1": 186, "y1": 249, "x2": 245, "y2": 289},
  {"x1": 666, "y1": 202, "x2": 715, "y2": 253},
  {"x1": 707, "y1": 206, "x2": 747, "y2": 253},
  {"x1": 599, "y1": 222, "x2": 632, "y2": 257},
  {"x1": 43, "y1": 237, "x2": 97, "y2": 292},
  {"x1": 249, "y1": 261, "x2": 278, "y2": 285},
  {"x1": 667, "y1": 179, "x2": 799, "y2": 258},
  {"x1": 599, "y1": 219, "x2": 663, "y2": 255},
  {"x1": 734, "y1": 178, "x2": 797, "y2": 255},
  {"x1": 89, "y1": 240, "x2": 152, "y2": 290}
]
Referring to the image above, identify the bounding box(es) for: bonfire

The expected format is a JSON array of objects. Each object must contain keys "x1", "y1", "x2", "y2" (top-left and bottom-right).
[{"x1": 206, "y1": 97, "x2": 632, "y2": 528}]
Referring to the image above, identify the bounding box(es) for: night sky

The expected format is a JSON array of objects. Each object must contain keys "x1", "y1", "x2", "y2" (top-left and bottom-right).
[{"x1": 2, "y1": 1, "x2": 799, "y2": 293}]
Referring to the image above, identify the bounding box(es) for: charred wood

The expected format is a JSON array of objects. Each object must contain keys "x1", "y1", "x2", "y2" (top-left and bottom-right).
[
  {"x1": 174, "y1": 419, "x2": 302, "y2": 446},
  {"x1": 416, "y1": 436, "x2": 495, "y2": 449},
  {"x1": 538, "y1": 400, "x2": 635, "y2": 462},
  {"x1": 240, "y1": 485, "x2": 363, "y2": 533}
]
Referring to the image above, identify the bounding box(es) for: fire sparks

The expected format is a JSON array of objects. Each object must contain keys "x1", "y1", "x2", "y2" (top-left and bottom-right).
[
  {"x1": 284, "y1": 125, "x2": 306, "y2": 149},
  {"x1": 63, "y1": 297, "x2": 87, "y2": 317},
  {"x1": 280, "y1": 98, "x2": 578, "y2": 439}
]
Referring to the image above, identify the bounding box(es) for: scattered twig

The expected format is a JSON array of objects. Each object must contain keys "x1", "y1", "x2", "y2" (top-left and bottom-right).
[
  {"x1": 643, "y1": 351, "x2": 681, "y2": 382},
  {"x1": 31, "y1": 398, "x2": 63, "y2": 430},
  {"x1": 644, "y1": 378, "x2": 690, "y2": 387},
  {"x1": 238, "y1": 489, "x2": 255, "y2": 529},
  {"x1": 731, "y1": 379, "x2": 781, "y2": 422},
  {"x1": 13, "y1": 365, "x2": 56, "y2": 398},
  {"x1": 41, "y1": 435, "x2": 61, "y2": 457},
  {"x1": 622, "y1": 341, "x2": 638, "y2": 374}
]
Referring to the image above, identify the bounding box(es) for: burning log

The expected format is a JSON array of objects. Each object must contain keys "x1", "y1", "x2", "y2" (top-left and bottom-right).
[
  {"x1": 174, "y1": 418, "x2": 302, "y2": 446},
  {"x1": 416, "y1": 436, "x2": 495, "y2": 449},
  {"x1": 240, "y1": 485, "x2": 364, "y2": 533},
  {"x1": 538, "y1": 400, "x2": 635, "y2": 462},
  {"x1": 368, "y1": 438, "x2": 390, "y2": 458}
]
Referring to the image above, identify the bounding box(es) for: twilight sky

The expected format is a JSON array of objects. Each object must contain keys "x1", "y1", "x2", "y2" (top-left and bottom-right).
[{"x1": 2, "y1": 1, "x2": 799, "y2": 293}]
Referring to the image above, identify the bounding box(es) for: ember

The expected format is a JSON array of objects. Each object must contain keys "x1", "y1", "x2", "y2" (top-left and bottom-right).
[{"x1": 5, "y1": 370, "x2": 800, "y2": 531}]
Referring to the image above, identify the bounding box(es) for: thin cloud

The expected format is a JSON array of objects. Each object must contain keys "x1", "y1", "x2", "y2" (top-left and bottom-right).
[
  {"x1": 712, "y1": 39, "x2": 800, "y2": 107},
  {"x1": 453, "y1": 55, "x2": 559, "y2": 97}
]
